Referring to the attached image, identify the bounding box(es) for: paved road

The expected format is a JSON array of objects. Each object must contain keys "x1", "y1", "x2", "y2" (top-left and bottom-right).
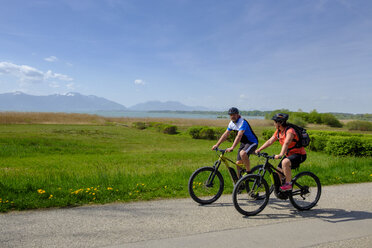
[{"x1": 1, "y1": 183, "x2": 372, "y2": 248}]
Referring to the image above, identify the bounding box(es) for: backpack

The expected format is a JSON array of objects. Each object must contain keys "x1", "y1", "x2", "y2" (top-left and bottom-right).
[{"x1": 277, "y1": 123, "x2": 310, "y2": 149}]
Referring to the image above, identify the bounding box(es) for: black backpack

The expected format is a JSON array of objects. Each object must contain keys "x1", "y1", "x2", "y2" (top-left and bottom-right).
[{"x1": 277, "y1": 123, "x2": 310, "y2": 149}]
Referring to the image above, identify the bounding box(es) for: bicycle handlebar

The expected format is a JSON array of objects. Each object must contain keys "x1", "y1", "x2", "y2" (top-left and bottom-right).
[
  {"x1": 256, "y1": 152, "x2": 276, "y2": 160},
  {"x1": 214, "y1": 148, "x2": 226, "y2": 154}
]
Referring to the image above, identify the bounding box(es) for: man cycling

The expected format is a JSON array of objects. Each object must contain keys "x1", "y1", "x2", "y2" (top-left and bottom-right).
[
  {"x1": 255, "y1": 113, "x2": 307, "y2": 191},
  {"x1": 212, "y1": 107, "x2": 258, "y2": 177}
]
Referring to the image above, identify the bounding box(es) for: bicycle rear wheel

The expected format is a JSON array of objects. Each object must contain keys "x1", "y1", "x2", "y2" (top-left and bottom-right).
[
  {"x1": 289, "y1": 171, "x2": 321, "y2": 211},
  {"x1": 188, "y1": 166, "x2": 224, "y2": 204},
  {"x1": 232, "y1": 174, "x2": 270, "y2": 216}
]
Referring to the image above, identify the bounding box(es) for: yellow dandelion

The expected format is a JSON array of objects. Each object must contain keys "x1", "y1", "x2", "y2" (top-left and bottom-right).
[
  {"x1": 141, "y1": 184, "x2": 145, "y2": 186},
  {"x1": 92, "y1": 193, "x2": 95, "y2": 195},
  {"x1": 6, "y1": 200, "x2": 9, "y2": 203},
  {"x1": 87, "y1": 188, "x2": 90, "y2": 191},
  {"x1": 107, "y1": 187, "x2": 113, "y2": 190},
  {"x1": 129, "y1": 192, "x2": 132, "y2": 196},
  {"x1": 164, "y1": 186, "x2": 167, "y2": 189},
  {"x1": 58, "y1": 187, "x2": 62, "y2": 190},
  {"x1": 193, "y1": 186, "x2": 195, "y2": 189},
  {"x1": 352, "y1": 172, "x2": 355, "y2": 175},
  {"x1": 94, "y1": 188, "x2": 97, "y2": 191},
  {"x1": 48, "y1": 195, "x2": 53, "y2": 199},
  {"x1": 93, "y1": 197, "x2": 96, "y2": 200},
  {"x1": 136, "y1": 190, "x2": 139, "y2": 193},
  {"x1": 37, "y1": 189, "x2": 46, "y2": 194},
  {"x1": 370, "y1": 174, "x2": 372, "y2": 177}
]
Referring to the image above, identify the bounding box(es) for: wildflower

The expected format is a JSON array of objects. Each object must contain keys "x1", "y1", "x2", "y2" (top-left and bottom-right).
[
  {"x1": 58, "y1": 187, "x2": 62, "y2": 190},
  {"x1": 129, "y1": 192, "x2": 132, "y2": 196},
  {"x1": 48, "y1": 195, "x2": 53, "y2": 199},
  {"x1": 370, "y1": 174, "x2": 372, "y2": 177},
  {"x1": 37, "y1": 189, "x2": 46, "y2": 194},
  {"x1": 94, "y1": 188, "x2": 97, "y2": 191},
  {"x1": 164, "y1": 186, "x2": 167, "y2": 189},
  {"x1": 107, "y1": 187, "x2": 113, "y2": 190},
  {"x1": 93, "y1": 197, "x2": 96, "y2": 200},
  {"x1": 92, "y1": 193, "x2": 95, "y2": 195},
  {"x1": 352, "y1": 172, "x2": 355, "y2": 175},
  {"x1": 141, "y1": 184, "x2": 145, "y2": 186}
]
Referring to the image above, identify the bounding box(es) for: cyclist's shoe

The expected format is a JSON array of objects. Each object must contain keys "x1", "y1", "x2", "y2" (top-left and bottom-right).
[{"x1": 280, "y1": 183, "x2": 292, "y2": 192}]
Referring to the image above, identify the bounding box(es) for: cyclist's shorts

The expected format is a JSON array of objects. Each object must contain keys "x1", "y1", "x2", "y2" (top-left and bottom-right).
[
  {"x1": 278, "y1": 154, "x2": 307, "y2": 170},
  {"x1": 237, "y1": 142, "x2": 258, "y2": 161}
]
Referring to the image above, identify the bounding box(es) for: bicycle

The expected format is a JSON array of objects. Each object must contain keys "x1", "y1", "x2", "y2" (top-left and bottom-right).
[
  {"x1": 232, "y1": 152, "x2": 321, "y2": 216},
  {"x1": 188, "y1": 148, "x2": 251, "y2": 204}
]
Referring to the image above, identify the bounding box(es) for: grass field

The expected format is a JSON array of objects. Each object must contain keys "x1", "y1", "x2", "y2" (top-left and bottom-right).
[{"x1": 0, "y1": 113, "x2": 371, "y2": 212}]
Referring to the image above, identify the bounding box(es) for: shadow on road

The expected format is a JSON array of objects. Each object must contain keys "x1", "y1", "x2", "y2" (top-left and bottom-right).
[{"x1": 243, "y1": 198, "x2": 372, "y2": 223}]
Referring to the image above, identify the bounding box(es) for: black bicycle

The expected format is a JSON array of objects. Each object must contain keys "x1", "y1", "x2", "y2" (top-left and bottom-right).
[{"x1": 232, "y1": 152, "x2": 321, "y2": 216}]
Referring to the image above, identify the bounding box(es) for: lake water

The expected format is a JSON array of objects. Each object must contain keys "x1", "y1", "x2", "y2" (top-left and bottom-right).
[{"x1": 88, "y1": 111, "x2": 265, "y2": 120}]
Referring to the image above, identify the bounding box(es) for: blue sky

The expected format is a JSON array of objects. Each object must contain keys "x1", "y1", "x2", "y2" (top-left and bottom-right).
[{"x1": 0, "y1": 0, "x2": 371, "y2": 113}]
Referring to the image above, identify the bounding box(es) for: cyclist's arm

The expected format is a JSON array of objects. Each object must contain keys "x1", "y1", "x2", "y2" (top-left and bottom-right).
[
  {"x1": 212, "y1": 129, "x2": 230, "y2": 149},
  {"x1": 229, "y1": 130, "x2": 244, "y2": 151},
  {"x1": 256, "y1": 134, "x2": 277, "y2": 153},
  {"x1": 278, "y1": 132, "x2": 294, "y2": 157}
]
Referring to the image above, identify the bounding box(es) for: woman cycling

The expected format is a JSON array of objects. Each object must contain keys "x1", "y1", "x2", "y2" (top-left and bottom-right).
[{"x1": 255, "y1": 113, "x2": 307, "y2": 191}]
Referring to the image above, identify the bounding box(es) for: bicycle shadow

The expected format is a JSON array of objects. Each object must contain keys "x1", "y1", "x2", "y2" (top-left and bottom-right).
[{"x1": 246, "y1": 198, "x2": 372, "y2": 223}]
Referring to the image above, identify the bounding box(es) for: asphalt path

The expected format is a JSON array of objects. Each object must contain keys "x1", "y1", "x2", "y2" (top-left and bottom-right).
[{"x1": 1, "y1": 183, "x2": 372, "y2": 248}]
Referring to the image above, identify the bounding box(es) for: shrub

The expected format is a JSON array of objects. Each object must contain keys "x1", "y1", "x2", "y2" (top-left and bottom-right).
[
  {"x1": 346, "y1": 120, "x2": 372, "y2": 131},
  {"x1": 289, "y1": 117, "x2": 307, "y2": 127},
  {"x1": 161, "y1": 125, "x2": 178, "y2": 134},
  {"x1": 309, "y1": 135, "x2": 328, "y2": 152},
  {"x1": 321, "y1": 113, "x2": 343, "y2": 128},
  {"x1": 325, "y1": 137, "x2": 363, "y2": 156},
  {"x1": 262, "y1": 129, "x2": 275, "y2": 140},
  {"x1": 132, "y1": 122, "x2": 146, "y2": 130},
  {"x1": 199, "y1": 127, "x2": 215, "y2": 140},
  {"x1": 360, "y1": 138, "x2": 372, "y2": 156},
  {"x1": 188, "y1": 126, "x2": 202, "y2": 139}
]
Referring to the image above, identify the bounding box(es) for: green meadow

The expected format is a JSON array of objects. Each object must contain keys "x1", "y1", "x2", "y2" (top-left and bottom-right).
[{"x1": 0, "y1": 122, "x2": 371, "y2": 212}]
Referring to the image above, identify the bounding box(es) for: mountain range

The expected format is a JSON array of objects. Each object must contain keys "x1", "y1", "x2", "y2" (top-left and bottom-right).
[{"x1": 0, "y1": 92, "x2": 207, "y2": 112}]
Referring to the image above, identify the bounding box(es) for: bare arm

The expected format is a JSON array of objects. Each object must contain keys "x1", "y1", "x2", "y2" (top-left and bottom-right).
[
  {"x1": 256, "y1": 134, "x2": 277, "y2": 153},
  {"x1": 226, "y1": 130, "x2": 244, "y2": 152},
  {"x1": 277, "y1": 132, "x2": 294, "y2": 158}
]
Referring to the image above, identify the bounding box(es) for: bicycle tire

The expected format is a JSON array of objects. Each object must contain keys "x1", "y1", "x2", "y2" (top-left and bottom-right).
[
  {"x1": 188, "y1": 166, "x2": 224, "y2": 205},
  {"x1": 232, "y1": 174, "x2": 270, "y2": 216},
  {"x1": 289, "y1": 171, "x2": 321, "y2": 211},
  {"x1": 250, "y1": 164, "x2": 274, "y2": 195}
]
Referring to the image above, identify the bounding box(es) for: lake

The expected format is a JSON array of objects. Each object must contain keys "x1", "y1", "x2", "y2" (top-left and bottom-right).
[{"x1": 88, "y1": 111, "x2": 265, "y2": 120}]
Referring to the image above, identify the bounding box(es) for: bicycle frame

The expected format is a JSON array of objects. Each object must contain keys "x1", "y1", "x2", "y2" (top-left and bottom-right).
[{"x1": 212, "y1": 149, "x2": 245, "y2": 185}]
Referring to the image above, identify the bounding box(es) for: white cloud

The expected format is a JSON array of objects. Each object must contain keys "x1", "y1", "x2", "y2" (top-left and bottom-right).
[
  {"x1": 0, "y1": 61, "x2": 74, "y2": 85},
  {"x1": 44, "y1": 56, "x2": 58, "y2": 62},
  {"x1": 134, "y1": 79, "x2": 145, "y2": 85}
]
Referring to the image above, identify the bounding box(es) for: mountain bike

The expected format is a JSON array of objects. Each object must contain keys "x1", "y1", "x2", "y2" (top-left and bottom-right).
[
  {"x1": 188, "y1": 148, "x2": 251, "y2": 204},
  {"x1": 232, "y1": 152, "x2": 321, "y2": 216}
]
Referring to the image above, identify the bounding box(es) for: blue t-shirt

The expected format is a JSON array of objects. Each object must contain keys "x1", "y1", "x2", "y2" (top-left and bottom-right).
[{"x1": 227, "y1": 117, "x2": 258, "y2": 144}]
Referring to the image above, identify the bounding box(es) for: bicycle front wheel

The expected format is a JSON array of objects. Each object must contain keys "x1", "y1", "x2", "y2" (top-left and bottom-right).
[
  {"x1": 232, "y1": 174, "x2": 270, "y2": 216},
  {"x1": 289, "y1": 171, "x2": 321, "y2": 211},
  {"x1": 188, "y1": 166, "x2": 224, "y2": 204},
  {"x1": 250, "y1": 164, "x2": 274, "y2": 195}
]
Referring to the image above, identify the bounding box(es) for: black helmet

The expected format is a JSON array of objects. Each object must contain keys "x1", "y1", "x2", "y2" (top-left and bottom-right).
[
  {"x1": 271, "y1": 113, "x2": 289, "y2": 123},
  {"x1": 228, "y1": 107, "x2": 239, "y2": 115}
]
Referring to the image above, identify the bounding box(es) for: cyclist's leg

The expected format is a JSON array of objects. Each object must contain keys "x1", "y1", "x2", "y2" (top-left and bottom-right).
[
  {"x1": 239, "y1": 143, "x2": 258, "y2": 174},
  {"x1": 236, "y1": 143, "x2": 245, "y2": 177}
]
